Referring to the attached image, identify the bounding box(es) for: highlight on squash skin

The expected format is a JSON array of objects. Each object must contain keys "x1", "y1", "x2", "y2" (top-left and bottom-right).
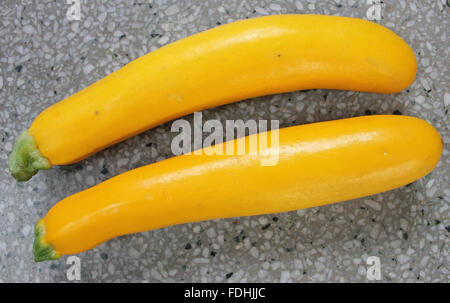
[
  {"x1": 9, "y1": 14, "x2": 417, "y2": 181},
  {"x1": 33, "y1": 115, "x2": 442, "y2": 262}
]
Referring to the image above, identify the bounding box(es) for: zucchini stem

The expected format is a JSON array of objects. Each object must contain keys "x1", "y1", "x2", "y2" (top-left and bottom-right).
[
  {"x1": 33, "y1": 219, "x2": 61, "y2": 262},
  {"x1": 8, "y1": 130, "x2": 51, "y2": 181}
]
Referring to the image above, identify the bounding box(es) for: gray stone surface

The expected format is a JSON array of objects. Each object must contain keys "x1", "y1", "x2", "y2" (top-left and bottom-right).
[{"x1": 0, "y1": 0, "x2": 448, "y2": 282}]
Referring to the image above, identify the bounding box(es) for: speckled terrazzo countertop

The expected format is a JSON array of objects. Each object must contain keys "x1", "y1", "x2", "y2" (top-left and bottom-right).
[{"x1": 0, "y1": 0, "x2": 448, "y2": 282}]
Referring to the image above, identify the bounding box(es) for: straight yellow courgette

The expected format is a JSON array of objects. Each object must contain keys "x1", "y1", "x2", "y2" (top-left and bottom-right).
[
  {"x1": 10, "y1": 15, "x2": 417, "y2": 181},
  {"x1": 33, "y1": 115, "x2": 442, "y2": 262}
]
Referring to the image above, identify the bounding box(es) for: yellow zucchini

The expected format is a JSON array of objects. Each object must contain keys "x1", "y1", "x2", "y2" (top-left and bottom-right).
[
  {"x1": 10, "y1": 14, "x2": 417, "y2": 181},
  {"x1": 33, "y1": 115, "x2": 442, "y2": 262}
]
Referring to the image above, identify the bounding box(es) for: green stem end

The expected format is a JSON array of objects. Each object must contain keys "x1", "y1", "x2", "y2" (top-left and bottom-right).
[
  {"x1": 8, "y1": 130, "x2": 51, "y2": 181},
  {"x1": 33, "y1": 219, "x2": 61, "y2": 262}
]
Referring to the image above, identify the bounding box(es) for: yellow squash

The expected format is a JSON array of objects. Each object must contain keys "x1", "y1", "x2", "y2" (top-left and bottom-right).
[
  {"x1": 33, "y1": 115, "x2": 442, "y2": 262},
  {"x1": 10, "y1": 14, "x2": 417, "y2": 181}
]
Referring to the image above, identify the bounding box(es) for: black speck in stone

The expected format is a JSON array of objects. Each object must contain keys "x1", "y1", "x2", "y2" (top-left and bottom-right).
[
  {"x1": 216, "y1": 21, "x2": 221, "y2": 25},
  {"x1": 210, "y1": 251, "x2": 216, "y2": 257},
  {"x1": 435, "y1": 220, "x2": 441, "y2": 225},
  {"x1": 119, "y1": 34, "x2": 126, "y2": 40},
  {"x1": 262, "y1": 223, "x2": 271, "y2": 230},
  {"x1": 403, "y1": 232, "x2": 408, "y2": 240},
  {"x1": 393, "y1": 109, "x2": 402, "y2": 115},
  {"x1": 185, "y1": 243, "x2": 192, "y2": 250},
  {"x1": 365, "y1": 109, "x2": 372, "y2": 115},
  {"x1": 272, "y1": 216, "x2": 279, "y2": 222},
  {"x1": 15, "y1": 65, "x2": 23, "y2": 72},
  {"x1": 225, "y1": 272, "x2": 233, "y2": 279},
  {"x1": 100, "y1": 252, "x2": 108, "y2": 260},
  {"x1": 445, "y1": 225, "x2": 450, "y2": 232},
  {"x1": 196, "y1": 239, "x2": 202, "y2": 246},
  {"x1": 49, "y1": 264, "x2": 58, "y2": 270},
  {"x1": 336, "y1": 4, "x2": 343, "y2": 7},
  {"x1": 101, "y1": 167, "x2": 109, "y2": 175},
  {"x1": 146, "y1": 142, "x2": 153, "y2": 147}
]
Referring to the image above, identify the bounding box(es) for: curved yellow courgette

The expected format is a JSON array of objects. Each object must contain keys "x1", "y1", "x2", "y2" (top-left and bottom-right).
[
  {"x1": 33, "y1": 115, "x2": 441, "y2": 262},
  {"x1": 10, "y1": 14, "x2": 417, "y2": 181}
]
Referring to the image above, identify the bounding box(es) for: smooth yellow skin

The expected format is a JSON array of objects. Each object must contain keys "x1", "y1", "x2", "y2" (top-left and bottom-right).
[
  {"x1": 29, "y1": 14, "x2": 416, "y2": 165},
  {"x1": 41, "y1": 115, "x2": 442, "y2": 256}
]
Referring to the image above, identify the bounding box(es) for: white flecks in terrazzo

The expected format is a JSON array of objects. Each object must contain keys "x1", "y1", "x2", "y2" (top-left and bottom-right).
[
  {"x1": 165, "y1": 5, "x2": 180, "y2": 16},
  {"x1": 0, "y1": 0, "x2": 448, "y2": 282},
  {"x1": 364, "y1": 199, "x2": 382, "y2": 211},
  {"x1": 157, "y1": 35, "x2": 170, "y2": 45}
]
